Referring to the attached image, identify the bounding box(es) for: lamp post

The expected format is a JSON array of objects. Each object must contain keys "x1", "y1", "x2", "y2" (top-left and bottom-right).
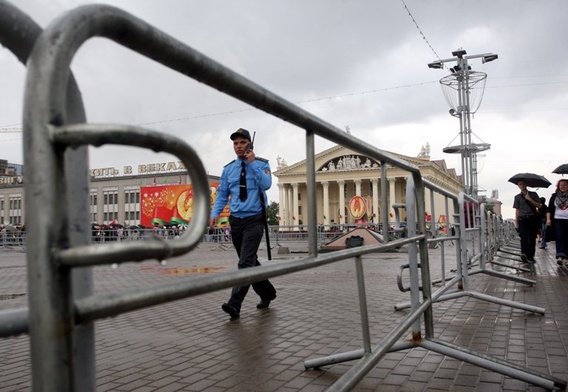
[{"x1": 428, "y1": 49, "x2": 498, "y2": 199}]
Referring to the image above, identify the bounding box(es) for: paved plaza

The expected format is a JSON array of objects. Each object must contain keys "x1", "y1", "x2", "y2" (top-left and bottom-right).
[{"x1": 0, "y1": 240, "x2": 567, "y2": 391}]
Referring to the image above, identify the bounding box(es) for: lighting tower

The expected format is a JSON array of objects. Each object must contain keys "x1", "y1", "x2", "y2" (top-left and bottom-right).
[{"x1": 428, "y1": 49, "x2": 498, "y2": 199}]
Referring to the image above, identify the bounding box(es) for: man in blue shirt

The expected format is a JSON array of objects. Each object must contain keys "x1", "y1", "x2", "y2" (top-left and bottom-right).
[{"x1": 209, "y1": 128, "x2": 276, "y2": 319}]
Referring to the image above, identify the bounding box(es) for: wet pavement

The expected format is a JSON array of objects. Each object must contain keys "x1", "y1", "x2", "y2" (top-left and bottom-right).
[{"x1": 0, "y1": 240, "x2": 567, "y2": 391}]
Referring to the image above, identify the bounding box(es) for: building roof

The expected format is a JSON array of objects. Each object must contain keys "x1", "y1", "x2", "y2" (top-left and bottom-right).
[{"x1": 273, "y1": 144, "x2": 462, "y2": 192}]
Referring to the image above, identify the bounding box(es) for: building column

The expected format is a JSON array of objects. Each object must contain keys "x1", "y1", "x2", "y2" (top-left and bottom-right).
[
  {"x1": 338, "y1": 180, "x2": 345, "y2": 225},
  {"x1": 97, "y1": 188, "x2": 104, "y2": 224},
  {"x1": 372, "y1": 178, "x2": 379, "y2": 223},
  {"x1": 389, "y1": 178, "x2": 396, "y2": 218},
  {"x1": 292, "y1": 183, "x2": 299, "y2": 230},
  {"x1": 278, "y1": 183, "x2": 285, "y2": 226},
  {"x1": 355, "y1": 179, "x2": 362, "y2": 196},
  {"x1": 117, "y1": 185, "x2": 125, "y2": 224},
  {"x1": 286, "y1": 185, "x2": 292, "y2": 226},
  {"x1": 322, "y1": 181, "x2": 330, "y2": 226}
]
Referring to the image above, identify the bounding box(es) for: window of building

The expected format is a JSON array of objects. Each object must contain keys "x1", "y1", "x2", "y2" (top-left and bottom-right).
[
  {"x1": 90, "y1": 190, "x2": 98, "y2": 224},
  {"x1": 102, "y1": 188, "x2": 119, "y2": 224},
  {"x1": 124, "y1": 189, "x2": 140, "y2": 225},
  {"x1": 8, "y1": 195, "x2": 22, "y2": 225}
]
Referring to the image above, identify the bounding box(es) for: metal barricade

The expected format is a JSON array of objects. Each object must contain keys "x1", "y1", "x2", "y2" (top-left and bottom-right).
[{"x1": 0, "y1": 2, "x2": 565, "y2": 391}]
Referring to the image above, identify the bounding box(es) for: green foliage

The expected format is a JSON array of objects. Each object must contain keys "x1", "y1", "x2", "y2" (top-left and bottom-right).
[{"x1": 266, "y1": 201, "x2": 279, "y2": 225}]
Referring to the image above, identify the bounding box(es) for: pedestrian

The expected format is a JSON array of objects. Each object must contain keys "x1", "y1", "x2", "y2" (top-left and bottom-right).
[
  {"x1": 546, "y1": 179, "x2": 568, "y2": 265},
  {"x1": 209, "y1": 128, "x2": 277, "y2": 319},
  {"x1": 538, "y1": 197, "x2": 548, "y2": 249},
  {"x1": 513, "y1": 180, "x2": 542, "y2": 262}
]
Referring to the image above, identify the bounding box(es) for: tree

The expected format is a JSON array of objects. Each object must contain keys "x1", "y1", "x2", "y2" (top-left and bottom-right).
[{"x1": 266, "y1": 201, "x2": 279, "y2": 225}]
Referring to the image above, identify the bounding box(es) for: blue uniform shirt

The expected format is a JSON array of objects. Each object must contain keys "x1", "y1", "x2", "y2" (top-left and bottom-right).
[{"x1": 211, "y1": 157, "x2": 272, "y2": 219}]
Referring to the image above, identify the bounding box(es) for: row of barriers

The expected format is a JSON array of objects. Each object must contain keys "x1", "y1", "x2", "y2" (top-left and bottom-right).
[
  {"x1": 0, "y1": 2, "x2": 566, "y2": 391},
  {"x1": 0, "y1": 224, "x2": 406, "y2": 247}
]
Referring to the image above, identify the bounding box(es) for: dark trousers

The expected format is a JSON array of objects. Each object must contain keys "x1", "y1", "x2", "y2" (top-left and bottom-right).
[
  {"x1": 553, "y1": 218, "x2": 568, "y2": 259},
  {"x1": 227, "y1": 214, "x2": 276, "y2": 311},
  {"x1": 518, "y1": 215, "x2": 538, "y2": 259},
  {"x1": 540, "y1": 219, "x2": 548, "y2": 247}
]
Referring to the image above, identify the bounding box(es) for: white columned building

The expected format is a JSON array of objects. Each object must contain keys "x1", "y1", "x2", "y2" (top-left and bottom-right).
[{"x1": 273, "y1": 145, "x2": 463, "y2": 229}]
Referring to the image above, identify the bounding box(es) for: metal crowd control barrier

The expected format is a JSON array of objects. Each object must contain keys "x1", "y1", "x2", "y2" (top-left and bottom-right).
[
  {"x1": 393, "y1": 192, "x2": 538, "y2": 312},
  {"x1": 0, "y1": 2, "x2": 566, "y2": 391}
]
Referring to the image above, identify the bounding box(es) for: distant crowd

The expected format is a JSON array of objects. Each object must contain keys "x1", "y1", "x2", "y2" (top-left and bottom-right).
[
  {"x1": 0, "y1": 224, "x2": 26, "y2": 245},
  {"x1": 91, "y1": 223, "x2": 187, "y2": 242}
]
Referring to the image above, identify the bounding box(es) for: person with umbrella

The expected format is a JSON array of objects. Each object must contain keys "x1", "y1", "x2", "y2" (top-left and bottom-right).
[
  {"x1": 546, "y1": 179, "x2": 568, "y2": 266},
  {"x1": 512, "y1": 179, "x2": 543, "y2": 263}
]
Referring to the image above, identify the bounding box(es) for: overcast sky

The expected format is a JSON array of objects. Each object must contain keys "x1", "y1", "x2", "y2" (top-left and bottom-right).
[{"x1": 1, "y1": 0, "x2": 567, "y2": 220}]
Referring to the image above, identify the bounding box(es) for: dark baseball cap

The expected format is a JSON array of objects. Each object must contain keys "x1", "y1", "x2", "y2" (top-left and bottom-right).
[{"x1": 230, "y1": 128, "x2": 251, "y2": 142}]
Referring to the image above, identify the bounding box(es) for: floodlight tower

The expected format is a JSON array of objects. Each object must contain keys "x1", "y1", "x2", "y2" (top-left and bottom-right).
[{"x1": 428, "y1": 49, "x2": 498, "y2": 199}]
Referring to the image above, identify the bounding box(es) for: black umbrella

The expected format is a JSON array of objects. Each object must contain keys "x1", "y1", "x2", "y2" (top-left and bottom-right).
[
  {"x1": 552, "y1": 163, "x2": 568, "y2": 175},
  {"x1": 508, "y1": 173, "x2": 551, "y2": 188}
]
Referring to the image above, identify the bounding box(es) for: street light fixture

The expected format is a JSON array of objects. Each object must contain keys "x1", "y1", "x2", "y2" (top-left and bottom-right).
[
  {"x1": 451, "y1": 49, "x2": 467, "y2": 57},
  {"x1": 428, "y1": 48, "x2": 498, "y2": 199},
  {"x1": 427, "y1": 61, "x2": 443, "y2": 69},
  {"x1": 482, "y1": 54, "x2": 499, "y2": 64}
]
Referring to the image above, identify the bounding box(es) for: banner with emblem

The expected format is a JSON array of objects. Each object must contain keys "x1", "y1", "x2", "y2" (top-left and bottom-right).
[
  {"x1": 348, "y1": 195, "x2": 367, "y2": 220},
  {"x1": 141, "y1": 182, "x2": 229, "y2": 227}
]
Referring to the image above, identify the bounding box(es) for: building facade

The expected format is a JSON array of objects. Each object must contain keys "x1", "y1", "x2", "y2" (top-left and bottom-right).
[
  {"x1": 0, "y1": 160, "x2": 219, "y2": 227},
  {"x1": 0, "y1": 152, "x2": 502, "y2": 229},
  {"x1": 273, "y1": 145, "x2": 464, "y2": 228}
]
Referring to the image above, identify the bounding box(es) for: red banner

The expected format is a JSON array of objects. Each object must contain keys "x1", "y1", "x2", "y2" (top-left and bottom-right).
[{"x1": 140, "y1": 182, "x2": 229, "y2": 227}]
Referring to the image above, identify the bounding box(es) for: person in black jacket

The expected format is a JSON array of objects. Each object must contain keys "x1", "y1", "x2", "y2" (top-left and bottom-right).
[
  {"x1": 546, "y1": 179, "x2": 568, "y2": 265},
  {"x1": 538, "y1": 197, "x2": 548, "y2": 249},
  {"x1": 513, "y1": 180, "x2": 542, "y2": 263}
]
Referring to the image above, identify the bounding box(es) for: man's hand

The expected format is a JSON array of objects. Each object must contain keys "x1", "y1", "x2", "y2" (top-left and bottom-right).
[
  {"x1": 244, "y1": 149, "x2": 255, "y2": 163},
  {"x1": 209, "y1": 218, "x2": 217, "y2": 229}
]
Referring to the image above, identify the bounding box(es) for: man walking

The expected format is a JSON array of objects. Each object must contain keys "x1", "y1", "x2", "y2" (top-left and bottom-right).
[
  {"x1": 513, "y1": 180, "x2": 542, "y2": 262},
  {"x1": 210, "y1": 128, "x2": 276, "y2": 319}
]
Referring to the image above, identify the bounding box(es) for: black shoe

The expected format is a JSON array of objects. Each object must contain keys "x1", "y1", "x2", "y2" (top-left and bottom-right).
[
  {"x1": 520, "y1": 254, "x2": 528, "y2": 263},
  {"x1": 528, "y1": 257, "x2": 536, "y2": 263},
  {"x1": 257, "y1": 299, "x2": 271, "y2": 309},
  {"x1": 222, "y1": 303, "x2": 240, "y2": 319},
  {"x1": 257, "y1": 294, "x2": 276, "y2": 309},
  {"x1": 557, "y1": 258, "x2": 564, "y2": 266}
]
